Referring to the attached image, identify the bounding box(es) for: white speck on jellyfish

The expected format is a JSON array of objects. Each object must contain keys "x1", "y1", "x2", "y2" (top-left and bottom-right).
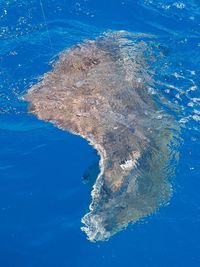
[
  {"x1": 157, "y1": 115, "x2": 163, "y2": 119},
  {"x1": 75, "y1": 80, "x2": 85, "y2": 87},
  {"x1": 137, "y1": 78, "x2": 142, "y2": 83},
  {"x1": 147, "y1": 86, "x2": 156, "y2": 95}
]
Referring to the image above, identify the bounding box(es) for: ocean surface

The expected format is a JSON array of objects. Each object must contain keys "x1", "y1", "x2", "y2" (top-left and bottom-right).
[{"x1": 0, "y1": 0, "x2": 200, "y2": 266}]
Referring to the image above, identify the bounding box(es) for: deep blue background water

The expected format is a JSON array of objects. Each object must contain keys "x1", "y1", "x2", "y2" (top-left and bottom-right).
[{"x1": 0, "y1": 0, "x2": 200, "y2": 266}]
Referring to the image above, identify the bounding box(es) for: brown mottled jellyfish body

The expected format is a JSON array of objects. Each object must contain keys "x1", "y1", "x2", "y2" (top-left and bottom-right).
[{"x1": 25, "y1": 31, "x2": 179, "y2": 241}]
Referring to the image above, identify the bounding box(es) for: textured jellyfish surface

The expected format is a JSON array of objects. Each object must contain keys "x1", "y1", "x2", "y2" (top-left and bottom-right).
[{"x1": 1, "y1": 1, "x2": 200, "y2": 267}]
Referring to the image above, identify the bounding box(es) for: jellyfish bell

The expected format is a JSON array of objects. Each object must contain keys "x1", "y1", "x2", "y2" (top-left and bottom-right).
[{"x1": 25, "y1": 31, "x2": 180, "y2": 241}]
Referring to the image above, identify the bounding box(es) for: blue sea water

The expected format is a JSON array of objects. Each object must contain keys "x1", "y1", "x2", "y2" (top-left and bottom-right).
[{"x1": 0, "y1": 0, "x2": 200, "y2": 266}]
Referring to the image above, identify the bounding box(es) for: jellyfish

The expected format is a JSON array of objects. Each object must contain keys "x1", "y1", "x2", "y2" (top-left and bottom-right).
[{"x1": 25, "y1": 31, "x2": 180, "y2": 241}]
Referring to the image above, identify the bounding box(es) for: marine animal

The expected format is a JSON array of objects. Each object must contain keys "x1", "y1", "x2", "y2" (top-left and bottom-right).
[{"x1": 25, "y1": 31, "x2": 179, "y2": 241}]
